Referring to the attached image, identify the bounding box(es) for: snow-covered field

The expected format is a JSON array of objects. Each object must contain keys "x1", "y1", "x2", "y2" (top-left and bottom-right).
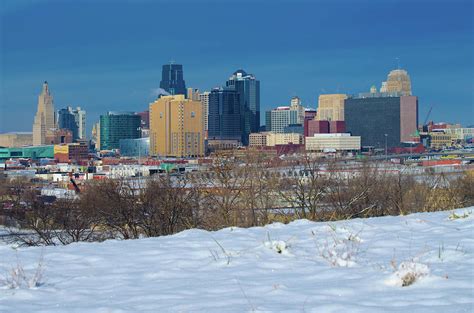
[{"x1": 1, "y1": 208, "x2": 473, "y2": 313}]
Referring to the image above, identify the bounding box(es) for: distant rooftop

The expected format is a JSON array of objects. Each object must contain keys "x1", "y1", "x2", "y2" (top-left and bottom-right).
[
  {"x1": 350, "y1": 91, "x2": 408, "y2": 99},
  {"x1": 106, "y1": 111, "x2": 137, "y2": 116},
  {"x1": 0, "y1": 132, "x2": 33, "y2": 135}
]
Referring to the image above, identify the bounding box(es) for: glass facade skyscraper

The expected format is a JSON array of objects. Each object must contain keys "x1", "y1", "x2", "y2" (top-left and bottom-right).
[
  {"x1": 58, "y1": 108, "x2": 79, "y2": 141},
  {"x1": 99, "y1": 112, "x2": 141, "y2": 150},
  {"x1": 225, "y1": 69, "x2": 260, "y2": 145},
  {"x1": 159, "y1": 63, "x2": 187, "y2": 96},
  {"x1": 57, "y1": 106, "x2": 86, "y2": 141},
  {"x1": 208, "y1": 87, "x2": 241, "y2": 142}
]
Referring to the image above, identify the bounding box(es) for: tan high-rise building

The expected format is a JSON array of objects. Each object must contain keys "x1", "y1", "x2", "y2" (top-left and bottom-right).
[
  {"x1": 33, "y1": 81, "x2": 56, "y2": 145},
  {"x1": 290, "y1": 96, "x2": 305, "y2": 124},
  {"x1": 385, "y1": 69, "x2": 412, "y2": 96},
  {"x1": 187, "y1": 88, "x2": 200, "y2": 101},
  {"x1": 316, "y1": 94, "x2": 347, "y2": 121},
  {"x1": 92, "y1": 122, "x2": 100, "y2": 150},
  {"x1": 149, "y1": 95, "x2": 204, "y2": 157}
]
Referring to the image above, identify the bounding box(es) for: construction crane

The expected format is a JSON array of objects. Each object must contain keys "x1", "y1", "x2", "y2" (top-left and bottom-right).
[{"x1": 423, "y1": 106, "x2": 433, "y2": 126}]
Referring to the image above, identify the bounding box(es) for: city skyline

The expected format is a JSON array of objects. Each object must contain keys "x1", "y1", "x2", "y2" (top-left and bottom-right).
[{"x1": 1, "y1": 0, "x2": 473, "y2": 135}]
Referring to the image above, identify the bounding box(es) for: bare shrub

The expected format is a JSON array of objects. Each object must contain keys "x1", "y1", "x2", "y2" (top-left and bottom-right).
[
  {"x1": 13, "y1": 198, "x2": 57, "y2": 246},
  {"x1": 239, "y1": 149, "x2": 280, "y2": 226},
  {"x1": 52, "y1": 198, "x2": 102, "y2": 244},
  {"x1": 0, "y1": 254, "x2": 45, "y2": 289},
  {"x1": 196, "y1": 152, "x2": 249, "y2": 229},
  {"x1": 209, "y1": 237, "x2": 233, "y2": 265},
  {"x1": 313, "y1": 225, "x2": 362, "y2": 267},
  {"x1": 81, "y1": 178, "x2": 140, "y2": 239},
  {"x1": 278, "y1": 153, "x2": 328, "y2": 220},
  {"x1": 138, "y1": 174, "x2": 200, "y2": 237},
  {"x1": 386, "y1": 261, "x2": 430, "y2": 287},
  {"x1": 324, "y1": 161, "x2": 388, "y2": 220},
  {"x1": 452, "y1": 171, "x2": 474, "y2": 208}
]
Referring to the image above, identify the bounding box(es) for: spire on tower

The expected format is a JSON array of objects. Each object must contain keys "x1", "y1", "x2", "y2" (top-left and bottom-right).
[{"x1": 43, "y1": 81, "x2": 49, "y2": 93}]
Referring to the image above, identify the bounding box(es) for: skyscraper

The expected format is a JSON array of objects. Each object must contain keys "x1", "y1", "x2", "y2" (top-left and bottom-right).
[
  {"x1": 382, "y1": 69, "x2": 412, "y2": 96},
  {"x1": 57, "y1": 106, "x2": 86, "y2": 141},
  {"x1": 92, "y1": 122, "x2": 100, "y2": 150},
  {"x1": 290, "y1": 96, "x2": 305, "y2": 124},
  {"x1": 58, "y1": 107, "x2": 78, "y2": 140},
  {"x1": 226, "y1": 69, "x2": 260, "y2": 145},
  {"x1": 316, "y1": 94, "x2": 347, "y2": 121},
  {"x1": 265, "y1": 97, "x2": 304, "y2": 133},
  {"x1": 159, "y1": 63, "x2": 187, "y2": 96},
  {"x1": 149, "y1": 95, "x2": 204, "y2": 157},
  {"x1": 266, "y1": 107, "x2": 299, "y2": 133},
  {"x1": 208, "y1": 87, "x2": 241, "y2": 142},
  {"x1": 345, "y1": 95, "x2": 418, "y2": 148},
  {"x1": 75, "y1": 107, "x2": 86, "y2": 140},
  {"x1": 99, "y1": 112, "x2": 141, "y2": 150},
  {"x1": 199, "y1": 91, "x2": 210, "y2": 137},
  {"x1": 33, "y1": 81, "x2": 56, "y2": 145}
]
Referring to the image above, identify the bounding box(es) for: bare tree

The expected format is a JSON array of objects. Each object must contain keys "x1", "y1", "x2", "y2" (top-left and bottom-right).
[
  {"x1": 81, "y1": 178, "x2": 140, "y2": 240},
  {"x1": 278, "y1": 153, "x2": 328, "y2": 220},
  {"x1": 239, "y1": 149, "x2": 280, "y2": 226},
  {"x1": 196, "y1": 151, "x2": 249, "y2": 228},
  {"x1": 52, "y1": 198, "x2": 102, "y2": 244},
  {"x1": 138, "y1": 174, "x2": 199, "y2": 237}
]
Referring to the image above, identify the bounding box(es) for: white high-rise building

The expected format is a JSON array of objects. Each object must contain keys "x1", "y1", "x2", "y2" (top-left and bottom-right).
[
  {"x1": 33, "y1": 81, "x2": 56, "y2": 145},
  {"x1": 74, "y1": 107, "x2": 86, "y2": 140},
  {"x1": 266, "y1": 97, "x2": 305, "y2": 133},
  {"x1": 200, "y1": 91, "x2": 210, "y2": 136}
]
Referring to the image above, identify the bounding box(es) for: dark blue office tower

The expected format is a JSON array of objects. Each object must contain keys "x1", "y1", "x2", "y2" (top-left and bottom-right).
[
  {"x1": 225, "y1": 69, "x2": 260, "y2": 145},
  {"x1": 159, "y1": 63, "x2": 187, "y2": 96}
]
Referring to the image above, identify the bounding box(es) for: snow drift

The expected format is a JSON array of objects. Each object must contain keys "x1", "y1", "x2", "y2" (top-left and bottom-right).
[{"x1": 1, "y1": 208, "x2": 473, "y2": 312}]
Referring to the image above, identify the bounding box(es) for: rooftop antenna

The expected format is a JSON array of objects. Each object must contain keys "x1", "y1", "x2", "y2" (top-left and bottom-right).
[
  {"x1": 170, "y1": 59, "x2": 175, "y2": 65},
  {"x1": 395, "y1": 57, "x2": 400, "y2": 69}
]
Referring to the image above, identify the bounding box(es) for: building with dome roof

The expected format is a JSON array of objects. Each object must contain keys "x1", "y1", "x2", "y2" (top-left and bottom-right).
[
  {"x1": 385, "y1": 69, "x2": 412, "y2": 96},
  {"x1": 344, "y1": 68, "x2": 417, "y2": 148}
]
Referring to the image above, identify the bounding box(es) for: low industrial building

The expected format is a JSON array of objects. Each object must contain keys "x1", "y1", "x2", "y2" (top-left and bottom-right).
[
  {"x1": 444, "y1": 128, "x2": 474, "y2": 143},
  {"x1": 429, "y1": 132, "x2": 454, "y2": 149},
  {"x1": 0, "y1": 132, "x2": 33, "y2": 148},
  {"x1": 0, "y1": 145, "x2": 55, "y2": 160},
  {"x1": 305, "y1": 133, "x2": 361, "y2": 152},
  {"x1": 249, "y1": 132, "x2": 303, "y2": 147},
  {"x1": 0, "y1": 143, "x2": 88, "y2": 163}
]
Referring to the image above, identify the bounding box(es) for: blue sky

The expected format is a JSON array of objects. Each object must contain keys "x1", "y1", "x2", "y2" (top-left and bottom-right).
[{"x1": 1, "y1": 0, "x2": 473, "y2": 135}]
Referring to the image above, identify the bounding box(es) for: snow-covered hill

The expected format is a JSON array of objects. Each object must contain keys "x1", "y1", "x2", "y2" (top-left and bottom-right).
[{"x1": 1, "y1": 208, "x2": 473, "y2": 313}]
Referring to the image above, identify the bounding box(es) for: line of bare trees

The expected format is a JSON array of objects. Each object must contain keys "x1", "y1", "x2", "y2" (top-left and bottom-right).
[{"x1": 1, "y1": 151, "x2": 473, "y2": 246}]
